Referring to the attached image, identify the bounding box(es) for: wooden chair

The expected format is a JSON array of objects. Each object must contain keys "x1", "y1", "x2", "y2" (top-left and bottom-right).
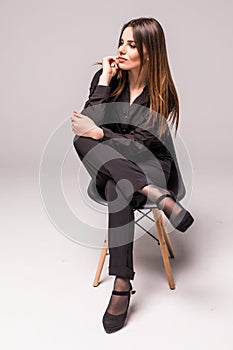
[{"x1": 87, "y1": 129, "x2": 186, "y2": 290}]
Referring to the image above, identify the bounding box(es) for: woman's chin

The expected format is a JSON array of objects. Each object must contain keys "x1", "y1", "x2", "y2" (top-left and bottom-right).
[{"x1": 117, "y1": 64, "x2": 129, "y2": 71}]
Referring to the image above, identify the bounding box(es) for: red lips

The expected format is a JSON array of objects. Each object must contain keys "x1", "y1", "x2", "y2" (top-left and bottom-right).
[{"x1": 118, "y1": 56, "x2": 127, "y2": 61}]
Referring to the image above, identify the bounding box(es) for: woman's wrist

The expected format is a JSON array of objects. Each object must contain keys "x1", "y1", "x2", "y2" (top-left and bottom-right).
[
  {"x1": 91, "y1": 127, "x2": 104, "y2": 140},
  {"x1": 98, "y1": 73, "x2": 112, "y2": 86}
]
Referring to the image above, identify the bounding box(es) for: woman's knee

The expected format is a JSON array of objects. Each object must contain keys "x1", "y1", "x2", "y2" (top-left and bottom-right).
[
  {"x1": 73, "y1": 135, "x2": 85, "y2": 152},
  {"x1": 73, "y1": 135, "x2": 97, "y2": 157}
]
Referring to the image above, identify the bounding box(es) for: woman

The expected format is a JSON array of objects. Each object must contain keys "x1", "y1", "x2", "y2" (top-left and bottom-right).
[{"x1": 71, "y1": 17, "x2": 194, "y2": 333}]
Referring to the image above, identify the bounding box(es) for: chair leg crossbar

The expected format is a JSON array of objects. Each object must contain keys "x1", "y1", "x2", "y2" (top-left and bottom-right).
[
  {"x1": 93, "y1": 208, "x2": 175, "y2": 290},
  {"x1": 135, "y1": 209, "x2": 160, "y2": 244}
]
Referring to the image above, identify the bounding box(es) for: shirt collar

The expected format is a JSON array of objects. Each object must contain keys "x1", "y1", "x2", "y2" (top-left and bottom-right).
[{"x1": 125, "y1": 82, "x2": 149, "y2": 106}]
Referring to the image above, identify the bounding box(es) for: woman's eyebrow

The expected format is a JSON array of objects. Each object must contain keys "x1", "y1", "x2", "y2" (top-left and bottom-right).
[{"x1": 120, "y1": 39, "x2": 135, "y2": 43}]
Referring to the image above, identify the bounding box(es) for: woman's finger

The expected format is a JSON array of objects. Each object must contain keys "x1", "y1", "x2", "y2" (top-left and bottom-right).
[
  {"x1": 107, "y1": 55, "x2": 118, "y2": 62},
  {"x1": 73, "y1": 112, "x2": 83, "y2": 118},
  {"x1": 71, "y1": 114, "x2": 80, "y2": 121}
]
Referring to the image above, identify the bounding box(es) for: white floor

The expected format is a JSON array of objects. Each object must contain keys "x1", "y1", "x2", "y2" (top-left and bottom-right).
[{"x1": 1, "y1": 168, "x2": 233, "y2": 350}]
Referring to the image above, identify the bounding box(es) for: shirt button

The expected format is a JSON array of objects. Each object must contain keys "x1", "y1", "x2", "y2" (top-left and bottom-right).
[{"x1": 124, "y1": 114, "x2": 128, "y2": 118}]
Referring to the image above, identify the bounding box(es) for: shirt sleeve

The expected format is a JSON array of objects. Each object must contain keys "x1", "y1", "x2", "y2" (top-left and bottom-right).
[
  {"x1": 80, "y1": 68, "x2": 115, "y2": 124},
  {"x1": 82, "y1": 69, "x2": 112, "y2": 108}
]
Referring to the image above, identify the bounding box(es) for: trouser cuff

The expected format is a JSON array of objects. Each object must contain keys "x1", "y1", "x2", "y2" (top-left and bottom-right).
[{"x1": 108, "y1": 265, "x2": 135, "y2": 280}]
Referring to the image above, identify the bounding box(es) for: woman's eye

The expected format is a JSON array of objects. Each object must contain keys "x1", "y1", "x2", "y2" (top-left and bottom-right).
[{"x1": 119, "y1": 42, "x2": 136, "y2": 49}]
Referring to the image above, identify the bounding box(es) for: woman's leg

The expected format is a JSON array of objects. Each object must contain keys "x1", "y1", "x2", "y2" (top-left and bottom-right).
[
  {"x1": 73, "y1": 135, "x2": 138, "y2": 272},
  {"x1": 104, "y1": 178, "x2": 135, "y2": 280},
  {"x1": 103, "y1": 178, "x2": 134, "y2": 316},
  {"x1": 73, "y1": 135, "x2": 150, "y2": 202},
  {"x1": 74, "y1": 136, "x2": 194, "y2": 231},
  {"x1": 138, "y1": 184, "x2": 194, "y2": 232}
]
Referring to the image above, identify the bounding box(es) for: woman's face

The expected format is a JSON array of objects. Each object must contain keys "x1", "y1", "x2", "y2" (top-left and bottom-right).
[{"x1": 117, "y1": 26, "x2": 147, "y2": 72}]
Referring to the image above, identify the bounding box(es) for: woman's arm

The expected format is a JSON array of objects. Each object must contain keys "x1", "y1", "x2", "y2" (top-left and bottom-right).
[
  {"x1": 77, "y1": 67, "x2": 118, "y2": 132},
  {"x1": 72, "y1": 61, "x2": 118, "y2": 139},
  {"x1": 81, "y1": 56, "x2": 119, "y2": 114},
  {"x1": 81, "y1": 68, "x2": 112, "y2": 111}
]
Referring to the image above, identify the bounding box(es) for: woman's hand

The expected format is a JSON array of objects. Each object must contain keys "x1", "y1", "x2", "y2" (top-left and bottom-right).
[
  {"x1": 102, "y1": 56, "x2": 119, "y2": 77},
  {"x1": 98, "y1": 56, "x2": 119, "y2": 86},
  {"x1": 70, "y1": 111, "x2": 104, "y2": 139}
]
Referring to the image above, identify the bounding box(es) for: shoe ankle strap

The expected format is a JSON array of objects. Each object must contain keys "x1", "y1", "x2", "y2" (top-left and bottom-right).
[
  {"x1": 155, "y1": 193, "x2": 176, "y2": 208},
  {"x1": 112, "y1": 289, "x2": 136, "y2": 296}
]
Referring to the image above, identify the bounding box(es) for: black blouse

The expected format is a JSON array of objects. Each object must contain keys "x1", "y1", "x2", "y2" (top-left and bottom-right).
[{"x1": 79, "y1": 68, "x2": 174, "y2": 163}]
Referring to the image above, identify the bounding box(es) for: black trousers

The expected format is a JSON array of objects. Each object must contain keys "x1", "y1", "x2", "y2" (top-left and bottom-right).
[{"x1": 73, "y1": 135, "x2": 170, "y2": 280}]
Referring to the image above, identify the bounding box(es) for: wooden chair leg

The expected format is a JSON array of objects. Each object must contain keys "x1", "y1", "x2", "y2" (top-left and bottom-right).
[
  {"x1": 152, "y1": 208, "x2": 175, "y2": 290},
  {"x1": 93, "y1": 233, "x2": 108, "y2": 287},
  {"x1": 160, "y1": 215, "x2": 175, "y2": 258}
]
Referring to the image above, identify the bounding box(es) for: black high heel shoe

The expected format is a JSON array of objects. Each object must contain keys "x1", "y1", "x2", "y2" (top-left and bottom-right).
[
  {"x1": 155, "y1": 193, "x2": 194, "y2": 232},
  {"x1": 102, "y1": 283, "x2": 136, "y2": 334}
]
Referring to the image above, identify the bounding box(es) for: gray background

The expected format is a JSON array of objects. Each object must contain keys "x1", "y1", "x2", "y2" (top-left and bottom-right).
[{"x1": 1, "y1": 0, "x2": 233, "y2": 348}]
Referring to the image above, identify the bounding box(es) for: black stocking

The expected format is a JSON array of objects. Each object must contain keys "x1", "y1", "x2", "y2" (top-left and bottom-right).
[
  {"x1": 105, "y1": 277, "x2": 131, "y2": 316},
  {"x1": 138, "y1": 184, "x2": 186, "y2": 224}
]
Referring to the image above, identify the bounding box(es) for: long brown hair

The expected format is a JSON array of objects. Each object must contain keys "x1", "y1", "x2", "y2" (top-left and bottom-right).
[{"x1": 95, "y1": 17, "x2": 179, "y2": 137}]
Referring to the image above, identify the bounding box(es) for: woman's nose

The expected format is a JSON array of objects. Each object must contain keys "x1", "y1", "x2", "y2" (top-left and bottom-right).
[{"x1": 118, "y1": 45, "x2": 127, "y2": 55}]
